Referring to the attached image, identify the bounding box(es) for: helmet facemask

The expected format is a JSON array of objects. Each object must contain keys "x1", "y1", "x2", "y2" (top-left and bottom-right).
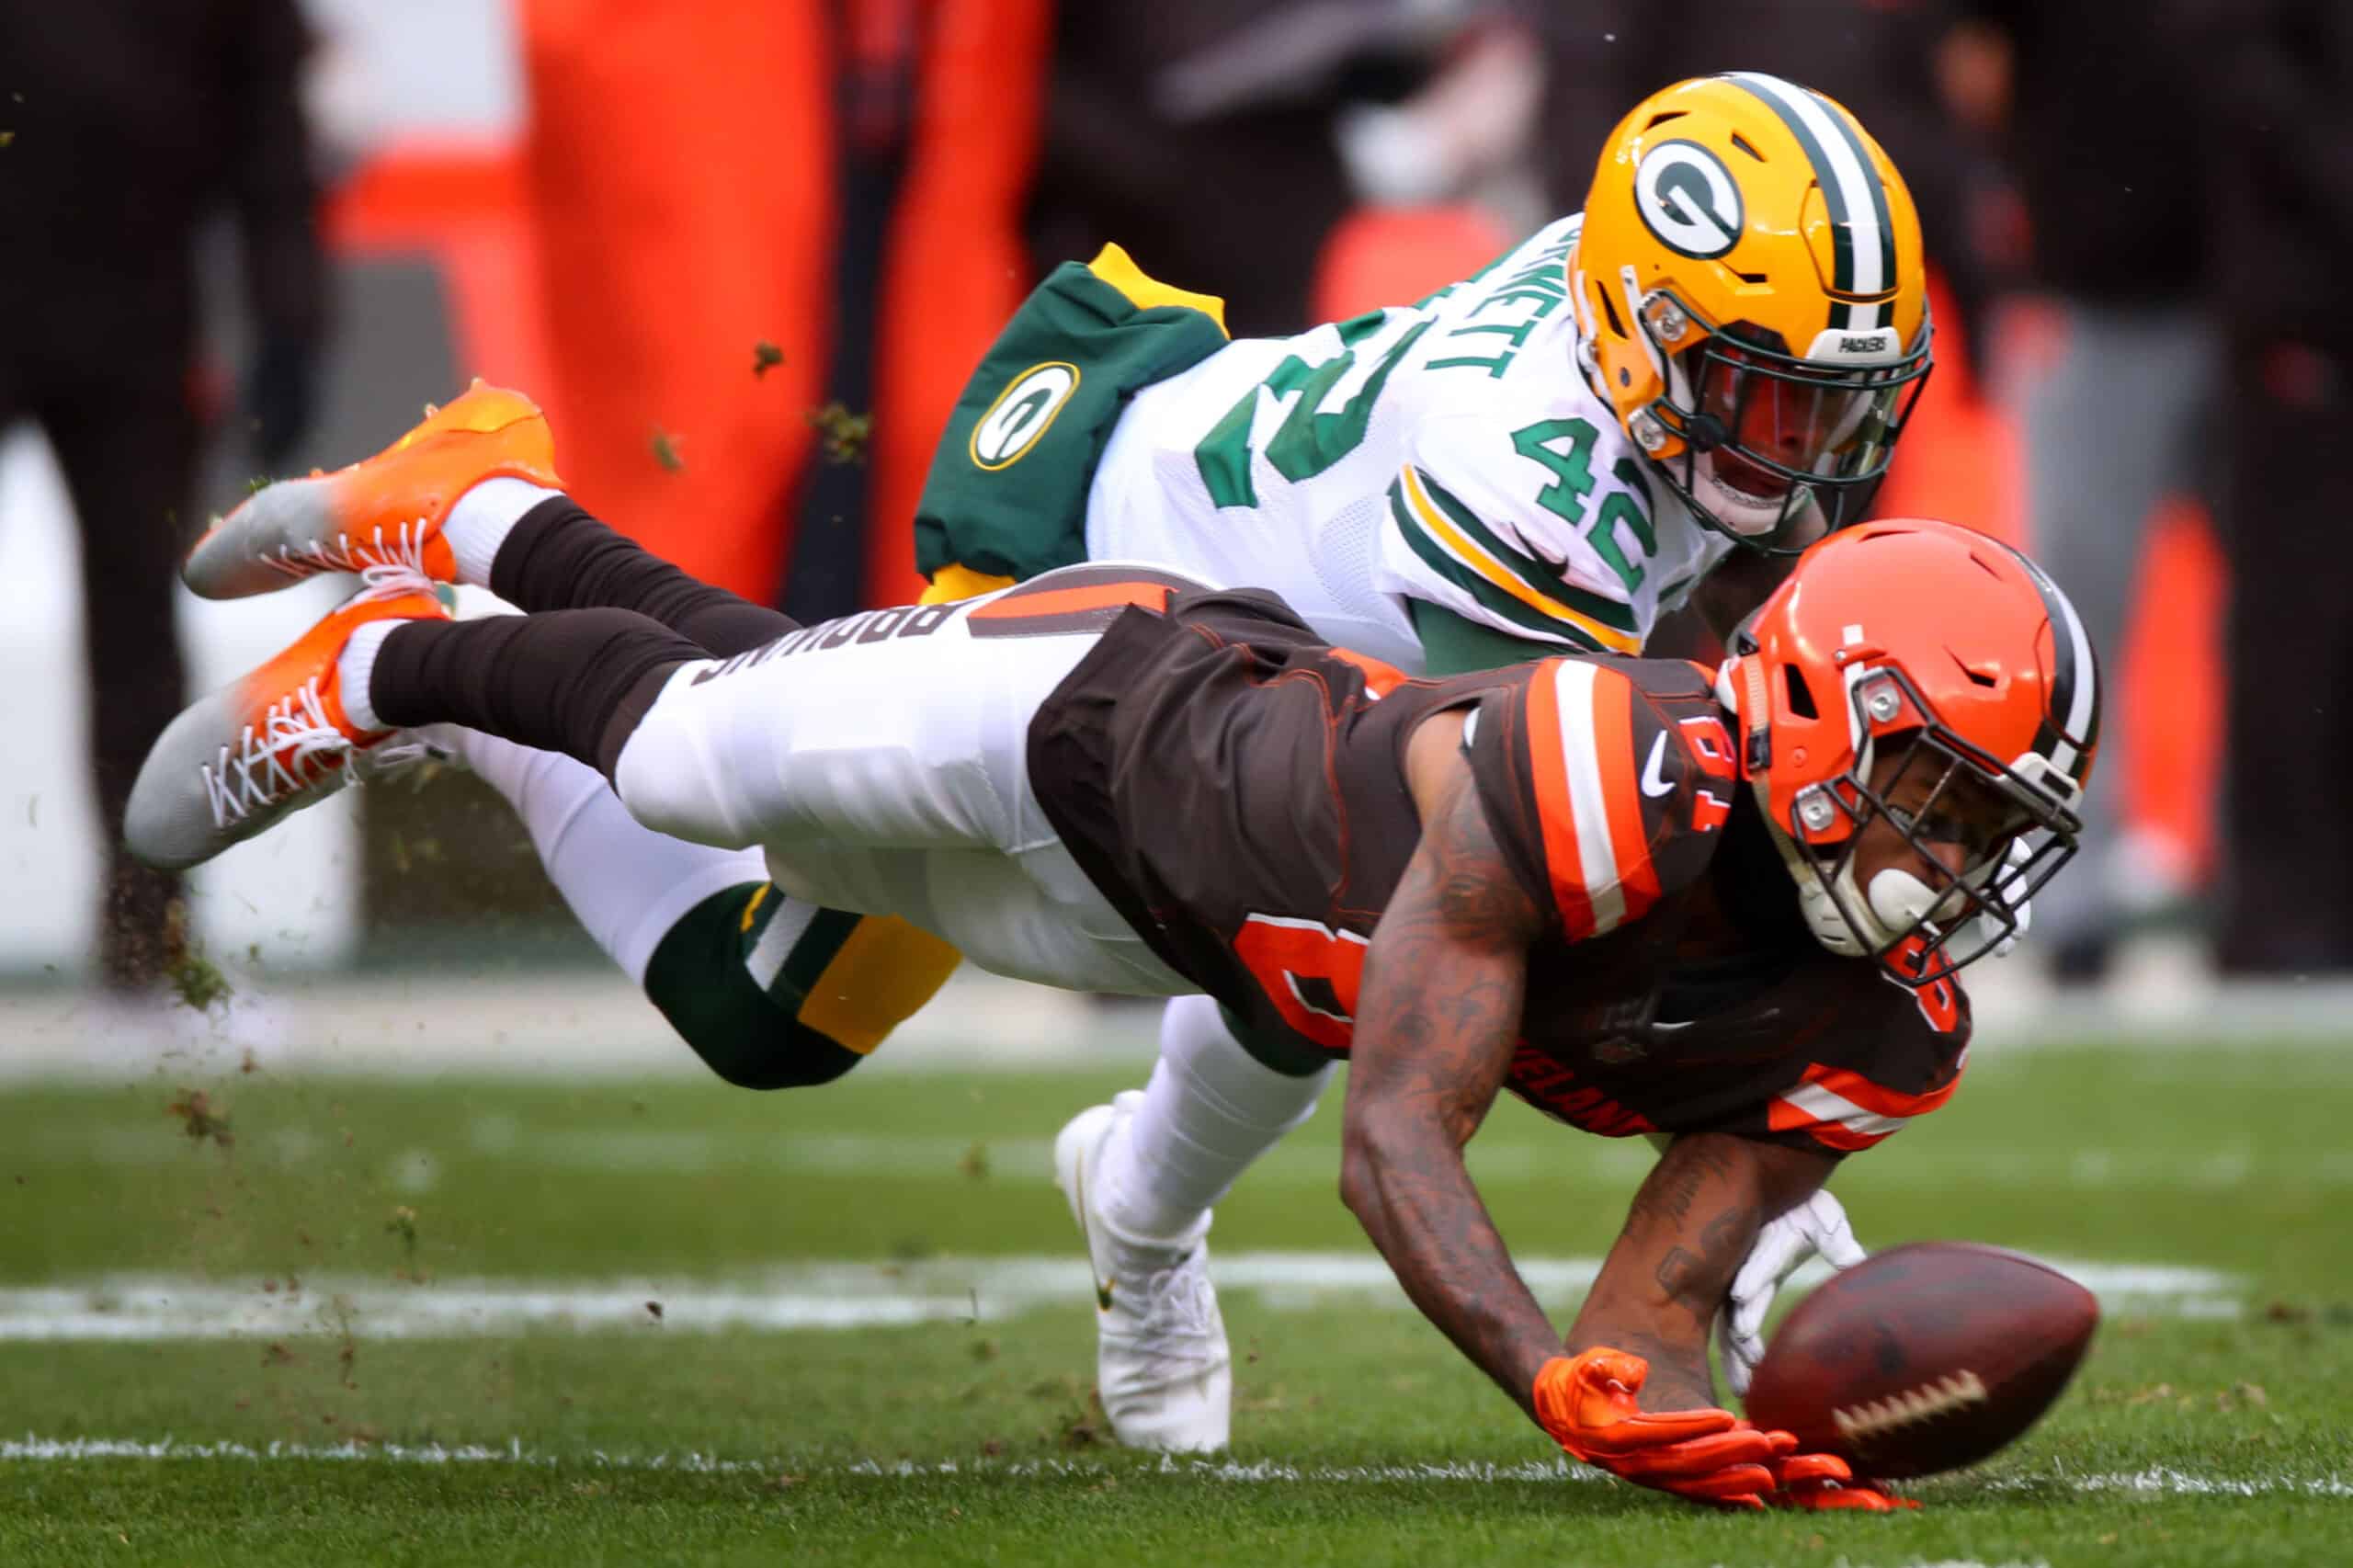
[
  {"x1": 1626, "y1": 290, "x2": 1932, "y2": 554},
  {"x1": 1768, "y1": 666, "x2": 2083, "y2": 987}
]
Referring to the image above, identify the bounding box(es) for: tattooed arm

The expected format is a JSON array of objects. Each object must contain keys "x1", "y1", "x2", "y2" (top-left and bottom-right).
[
  {"x1": 1565, "y1": 1133, "x2": 1839, "y2": 1409},
  {"x1": 1337, "y1": 742, "x2": 1556, "y2": 1419}
]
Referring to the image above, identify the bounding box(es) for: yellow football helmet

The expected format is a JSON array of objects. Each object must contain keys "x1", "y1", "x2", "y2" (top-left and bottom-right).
[{"x1": 1571, "y1": 74, "x2": 1933, "y2": 551}]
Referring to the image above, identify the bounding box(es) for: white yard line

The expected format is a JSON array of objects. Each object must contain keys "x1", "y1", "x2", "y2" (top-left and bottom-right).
[
  {"x1": 0, "y1": 1255, "x2": 2244, "y2": 1343},
  {"x1": 2024, "y1": 1467, "x2": 2353, "y2": 1498},
  {"x1": 0, "y1": 1436, "x2": 2345, "y2": 1504}
]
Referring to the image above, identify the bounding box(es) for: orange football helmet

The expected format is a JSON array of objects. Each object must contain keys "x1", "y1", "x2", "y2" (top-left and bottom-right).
[
  {"x1": 1572, "y1": 74, "x2": 1933, "y2": 551},
  {"x1": 1719, "y1": 519, "x2": 2100, "y2": 983}
]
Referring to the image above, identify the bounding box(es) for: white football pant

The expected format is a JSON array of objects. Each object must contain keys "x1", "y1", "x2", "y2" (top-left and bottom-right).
[{"x1": 608, "y1": 576, "x2": 1190, "y2": 998}]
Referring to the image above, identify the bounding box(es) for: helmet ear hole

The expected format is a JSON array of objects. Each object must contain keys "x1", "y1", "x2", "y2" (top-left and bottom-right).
[
  {"x1": 1592, "y1": 279, "x2": 1627, "y2": 341},
  {"x1": 1782, "y1": 663, "x2": 1819, "y2": 721}
]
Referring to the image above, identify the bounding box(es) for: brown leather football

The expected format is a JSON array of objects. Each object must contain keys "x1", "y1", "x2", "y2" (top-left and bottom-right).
[{"x1": 1742, "y1": 1241, "x2": 2098, "y2": 1479}]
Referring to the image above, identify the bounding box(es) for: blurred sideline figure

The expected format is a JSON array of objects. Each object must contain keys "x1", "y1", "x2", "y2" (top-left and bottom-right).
[
  {"x1": 1029, "y1": 1, "x2": 1541, "y2": 338},
  {"x1": 788, "y1": 0, "x2": 1053, "y2": 621},
  {"x1": 517, "y1": 2, "x2": 1542, "y2": 631},
  {"x1": 516, "y1": 0, "x2": 1046, "y2": 617},
  {"x1": 1938, "y1": 0, "x2": 2215, "y2": 982},
  {"x1": 2191, "y1": 0, "x2": 2353, "y2": 975},
  {"x1": 0, "y1": 0, "x2": 326, "y2": 993}
]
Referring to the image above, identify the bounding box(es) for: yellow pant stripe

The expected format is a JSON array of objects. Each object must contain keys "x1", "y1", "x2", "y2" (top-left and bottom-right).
[{"x1": 798, "y1": 915, "x2": 964, "y2": 1054}]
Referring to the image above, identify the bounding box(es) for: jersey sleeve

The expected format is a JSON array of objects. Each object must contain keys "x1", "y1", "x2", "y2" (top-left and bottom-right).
[
  {"x1": 1373, "y1": 411, "x2": 1655, "y2": 658},
  {"x1": 1734, "y1": 964, "x2": 1974, "y2": 1158},
  {"x1": 1464, "y1": 660, "x2": 1719, "y2": 941},
  {"x1": 1411, "y1": 598, "x2": 1558, "y2": 676}
]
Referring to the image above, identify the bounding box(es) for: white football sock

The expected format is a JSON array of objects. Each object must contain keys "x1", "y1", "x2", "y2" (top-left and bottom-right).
[
  {"x1": 420, "y1": 723, "x2": 767, "y2": 983},
  {"x1": 442, "y1": 476, "x2": 567, "y2": 588},
  {"x1": 336, "y1": 620, "x2": 399, "y2": 734},
  {"x1": 1099, "y1": 993, "x2": 1333, "y2": 1243}
]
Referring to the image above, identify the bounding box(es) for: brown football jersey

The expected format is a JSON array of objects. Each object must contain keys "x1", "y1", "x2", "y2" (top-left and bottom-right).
[{"x1": 1029, "y1": 586, "x2": 1970, "y2": 1157}]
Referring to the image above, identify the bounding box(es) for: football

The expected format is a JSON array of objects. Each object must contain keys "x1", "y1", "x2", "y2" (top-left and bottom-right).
[{"x1": 1742, "y1": 1241, "x2": 2099, "y2": 1479}]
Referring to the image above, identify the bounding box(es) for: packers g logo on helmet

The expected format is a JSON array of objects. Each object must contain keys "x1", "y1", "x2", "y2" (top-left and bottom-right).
[
  {"x1": 1571, "y1": 74, "x2": 1934, "y2": 552},
  {"x1": 1633, "y1": 141, "x2": 1744, "y2": 259}
]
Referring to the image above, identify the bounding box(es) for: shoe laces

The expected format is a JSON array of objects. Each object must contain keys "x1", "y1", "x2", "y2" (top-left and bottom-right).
[
  {"x1": 1129, "y1": 1254, "x2": 1220, "y2": 1344},
  {"x1": 1119, "y1": 1259, "x2": 1223, "y2": 1386},
  {"x1": 201, "y1": 679, "x2": 360, "y2": 828},
  {"x1": 263, "y1": 517, "x2": 438, "y2": 597},
  {"x1": 356, "y1": 730, "x2": 457, "y2": 783}
]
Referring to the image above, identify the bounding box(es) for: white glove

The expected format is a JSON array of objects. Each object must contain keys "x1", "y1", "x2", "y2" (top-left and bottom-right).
[{"x1": 1717, "y1": 1188, "x2": 1867, "y2": 1398}]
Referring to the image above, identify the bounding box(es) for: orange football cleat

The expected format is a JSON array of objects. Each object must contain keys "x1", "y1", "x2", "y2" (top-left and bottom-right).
[
  {"x1": 184, "y1": 379, "x2": 561, "y2": 599},
  {"x1": 125, "y1": 585, "x2": 450, "y2": 870}
]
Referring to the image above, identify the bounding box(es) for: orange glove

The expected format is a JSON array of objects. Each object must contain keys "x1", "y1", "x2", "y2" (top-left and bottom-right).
[
  {"x1": 1767, "y1": 1452, "x2": 1919, "y2": 1512},
  {"x1": 1533, "y1": 1349, "x2": 1793, "y2": 1509}
]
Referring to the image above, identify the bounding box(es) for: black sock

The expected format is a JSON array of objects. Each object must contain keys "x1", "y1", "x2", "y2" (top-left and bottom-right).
[
  {"x1": 492, "y1": 499, "x2": 800, "y2": 656},
  {"x1": 371, "y1": 609, "x2": 702, "y2": 779}
]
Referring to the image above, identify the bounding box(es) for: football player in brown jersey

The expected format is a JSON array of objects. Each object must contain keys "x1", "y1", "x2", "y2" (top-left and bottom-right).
[
  {"x1": 130, "y1": 489, "x2": 2093, "y2": 1509},
  {"x1": 159, "y1": 69, "x2": 1948, "y2": 1453}
]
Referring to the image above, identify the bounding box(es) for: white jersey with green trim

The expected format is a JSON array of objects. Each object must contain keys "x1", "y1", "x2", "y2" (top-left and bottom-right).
[{"x1": 1083, "y1": 213, "x2": 1735, "y2": 672}]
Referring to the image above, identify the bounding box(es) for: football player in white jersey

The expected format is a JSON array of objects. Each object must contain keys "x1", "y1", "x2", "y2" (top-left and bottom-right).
[{"x1": 172, "y1": 74, "x2": 1932, "y2": 1453}]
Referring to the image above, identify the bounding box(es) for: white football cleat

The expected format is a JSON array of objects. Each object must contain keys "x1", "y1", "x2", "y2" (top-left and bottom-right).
[{"x1": 1053, "y1": 1094, "x2": 1232, "y2": 1453}]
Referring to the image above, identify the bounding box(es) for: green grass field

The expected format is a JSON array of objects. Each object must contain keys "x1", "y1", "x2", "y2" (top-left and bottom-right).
[{"x1": 2, "y1": 1036, "x2": 2347, "y2": 1565}]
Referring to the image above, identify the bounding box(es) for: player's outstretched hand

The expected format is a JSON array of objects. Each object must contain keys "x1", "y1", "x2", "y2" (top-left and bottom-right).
[
  {"x1": 1767, "y1": 1452, "x2": 1919, "y2": 1511},
  {"x1": 1534, "y1": 1348, "x2": 1796, "y2": 1509},
  {"x1": 1720, "y1": 1188, "x2": 1867, "y2": 1398}
]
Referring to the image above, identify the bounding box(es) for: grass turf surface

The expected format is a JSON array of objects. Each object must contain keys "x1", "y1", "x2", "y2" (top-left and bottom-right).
[{"x1": 1, "y1": 1040, "x2": 2347, "y2": 1564}]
